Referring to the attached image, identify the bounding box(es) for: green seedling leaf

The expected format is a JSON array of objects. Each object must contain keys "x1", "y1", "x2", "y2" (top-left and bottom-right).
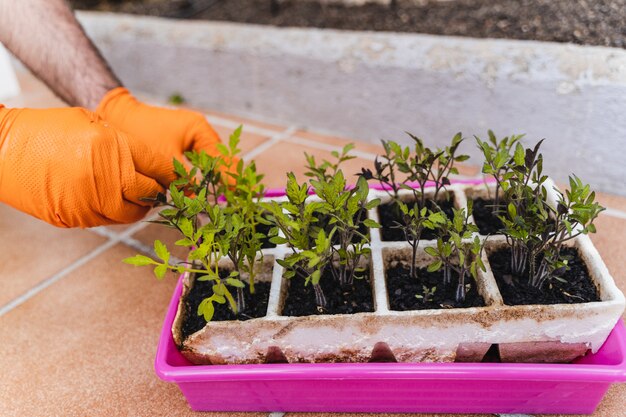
[
  {"x1": 269, "y1": 236, "x2": 288, "y2": 245},
  {"x1": 123, "y1": 255, "x2": 156, "y2": 267},
  {"x1": 216, "y1": 143, "x2": 229, "y2": 157},
  {"x1": 196, "y1": 274, "x2": 215, "y2": 282},
  {"x1": 424, "y1": 246, "x2": 439, "y2": 257},
  {"x1": 507, "y1": 202, "x2": 517, "y2": 219},
  {"x1": 212, "y1": 293, "x2": 226, "y2": 304},
  {"x1": 197, "y1": 298, "x2": 214, "y2": 321},
  {"x1": 427, "y1": 260, "x2": 442, "y2": 272},
  {"x1": 365, "y1": 198, "x2": 381, "y2": 210},
  {"x1": 175, "y1": 238, "x2": 195, "y2": 247},
  {"x1": 226, "y1": 278, "x2": 245, "y2": 288},
  {"x1": 363, "y1": 219, "x2": 381, "y2": 229},
  {"x1": 212, "y1": 283, "x2": 226, "y2": 296},
  {"x1": 154, "y1": 240, "x2": 170, "y2": 263},
  {"x1": 154, "y1": 263, "x2": 168, "y2": 279}
]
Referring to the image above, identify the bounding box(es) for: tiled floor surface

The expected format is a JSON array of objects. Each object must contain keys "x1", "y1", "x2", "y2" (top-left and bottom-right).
[{"x1": 1, "y1": 70, "x2": 625, "y2": 417}]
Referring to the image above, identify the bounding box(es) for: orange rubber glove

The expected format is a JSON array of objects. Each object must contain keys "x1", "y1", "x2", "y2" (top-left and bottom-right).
[
  {"x1": 96, "y1": 88, "x2": 231, "y2": 168},
  {"x1": 0, "y1": 105, "x2": 175, "y2": 228}
]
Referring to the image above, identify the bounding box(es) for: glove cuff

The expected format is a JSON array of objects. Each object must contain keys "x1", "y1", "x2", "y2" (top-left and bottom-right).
[{"x1": 95, "y1": 87, "x2": 132, "y2": 116}]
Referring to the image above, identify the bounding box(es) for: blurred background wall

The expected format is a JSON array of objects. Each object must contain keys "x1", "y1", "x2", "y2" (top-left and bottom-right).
[{"x1": 77, "y1": 10, "x2": 626, "y2": 195}]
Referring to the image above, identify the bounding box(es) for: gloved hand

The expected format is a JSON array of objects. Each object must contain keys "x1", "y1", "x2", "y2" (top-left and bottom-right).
[
  {"x1": 0, "y1": 105, "x2": 176, "y2": 228},
  {"x1": 96, "y1": 88, "x2": 231, "y2": 167}
]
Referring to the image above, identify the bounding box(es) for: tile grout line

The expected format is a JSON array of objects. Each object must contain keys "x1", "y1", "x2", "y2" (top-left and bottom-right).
[
  {"x1": 0, "y1": 220, "x2": 152, "y2": 318},
  {"x1": 604, "y1": 207, "x2": 626, "y2": 220},
  {"x1": 89, "y1": 215, "x2": 186, "y2": 263},
  {"x1": 242, "y1": 125, "x2": 299, "y2": 161},
  {"x1": 0, "y1": 239, "x2": 119, "y2": 318},
  {"x1": 205, "y1": 114, "x2": 282, "y2": 138}
]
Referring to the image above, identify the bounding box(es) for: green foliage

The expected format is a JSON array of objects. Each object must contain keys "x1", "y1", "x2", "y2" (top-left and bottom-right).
[
  {"x1": 305, "y1": 143, "x2": 356, "y2": 182},
  {"x1": 124, "y1": 126, "x2": 267, "y2": 322},
  {"x1": 426, "y1": 202, "x2": 486, "y2": 302},
  {"x1": 362, "y1": 133, "x2": 468, "y2": 276},
  {"x1": 497, "y1": 140, "x2": 604, "y2": 289},
  {"x1": 125, "y1": 124, "x2": 605, "y2": 316},
  {"x1": 310, "y1": 172, "x2": 379, "y2": 287},
  {"x1": 395, "y1": 202, "x2": 446, "y2": 278},
  {"x1": 363, "y1": 139, "x2": 405, "y2": 200},
  {"x1": 168, "y1": 125, "x2": 244, "y2": 204},
  {"x1": 475, "y1": 130, "x2": 524, "y2": 212},
  {"x1": 415, "y1": 285, "x2": 437, "y2": 304},
  {"x1": 266, "y1": 145, "x2": 379, "y2": 309},
  {"x1": 264, "y1": 173, "x2": 333, "y2": 308},
  {"x1": 366, "y1": 133, "x2": 466, "y2": 207},
  {"x1": 396, "y1": 132, "x2": 468, "y2": 206},
  {"x1": 167, "y1": 93, "x2": 185, "y2": 105}
]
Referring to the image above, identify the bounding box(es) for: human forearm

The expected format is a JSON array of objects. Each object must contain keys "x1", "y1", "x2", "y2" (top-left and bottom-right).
[{"x1": 0, "y1": 0, "x2": 120, "y2": 109}]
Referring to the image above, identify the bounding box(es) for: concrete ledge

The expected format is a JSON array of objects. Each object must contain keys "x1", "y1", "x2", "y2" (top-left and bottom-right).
[{"x1": 78, "y1": 12, "x2": 626, "y2": 195}]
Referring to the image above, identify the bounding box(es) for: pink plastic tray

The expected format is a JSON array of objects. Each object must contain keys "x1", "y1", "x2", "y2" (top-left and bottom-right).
[
  {"x1": 156, "y1": 181, "x2": 626, "y2": 413},
  {"x1": 155, "y1": 275, "x2": 626, "y2": 414}
]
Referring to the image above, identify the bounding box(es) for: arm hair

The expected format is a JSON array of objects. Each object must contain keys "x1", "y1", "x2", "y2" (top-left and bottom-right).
[{"x1": 0, "y1": 0, "x2": 121, "y2": 109}]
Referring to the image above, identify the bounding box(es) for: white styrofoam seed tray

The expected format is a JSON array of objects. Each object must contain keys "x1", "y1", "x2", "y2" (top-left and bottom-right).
[{"x1": 172, "y1": 180, "x2": 626, "y2": 365}]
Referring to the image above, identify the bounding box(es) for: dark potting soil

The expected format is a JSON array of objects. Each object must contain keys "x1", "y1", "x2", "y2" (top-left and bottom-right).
[
  {"x1": 282, "y1": 267, "x2": 374, "y2": 316},
  {"x1": 489, "y1": 247, "x2": 601, "y2": 306},
  {"x1": 181, "y1": 272, "x2": 271, "y2": 339},
  {"x1": 386, "y1": 264, "x2": 485, "y2": 311},
  {"x1": 472, "y1": 198, "x2": 504, "y2": 235},
  {"x1": 71, "y1": 0, "x2": 626, "y2": 49},
  {"x1": 378, "y1": 199, "x2": 455, "y2": 242}
]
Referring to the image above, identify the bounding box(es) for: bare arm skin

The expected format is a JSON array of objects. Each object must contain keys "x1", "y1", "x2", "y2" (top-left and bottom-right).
[{"x1": 0, "y1": 0, "x2": 121, "y2": 109}]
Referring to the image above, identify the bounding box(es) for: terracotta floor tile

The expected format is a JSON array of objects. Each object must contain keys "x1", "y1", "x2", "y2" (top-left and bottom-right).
[
  {"x1": 291, "y1": 129, "x2": 385, "y2": 156},
  {"x1": 553, "y1": 184, "x2": 626, "y2": 213},
  {"x1": 589, "y1": 213, "x2": 626, "y2": 318},
  {"x1": 0, "y1": 243, "x2": 267, "y2": 417},
  {"x1": 0, "y1": 204, "x2": 106, "y2": 307},
  {"x1": 92, "y1": 220, "x2": 140, "y2": 237},
  {"x1": 290, "y1": 130, "x2": 481, "y2": 178},
  {"x1": 253, "y1": 140, "x2": 375, "y2": 189},
  {"x1": 595, "y1": 191, "x2": 626, "y2": 213},
  {"x1": 132, "y1": 223, "x2": 191, "y2": 262},
  {"x1": 101, "y1": 222, "x2": 137, "y2": 234},
  {"x1": 210, "y1": 123, "x2": 274, "y2": 155},
  {"x1": 589, "y1": 383, "x2": 626, "y2": 417},
  {"x1": 254, "y1": 140, "x2": 478, "y2": 190},
  {"x1": 99, "y1": 207, "x2": 171, "y2": 235},
  {"x1": 205, "y1": 109, "x2": 286, "y2": 134}
]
